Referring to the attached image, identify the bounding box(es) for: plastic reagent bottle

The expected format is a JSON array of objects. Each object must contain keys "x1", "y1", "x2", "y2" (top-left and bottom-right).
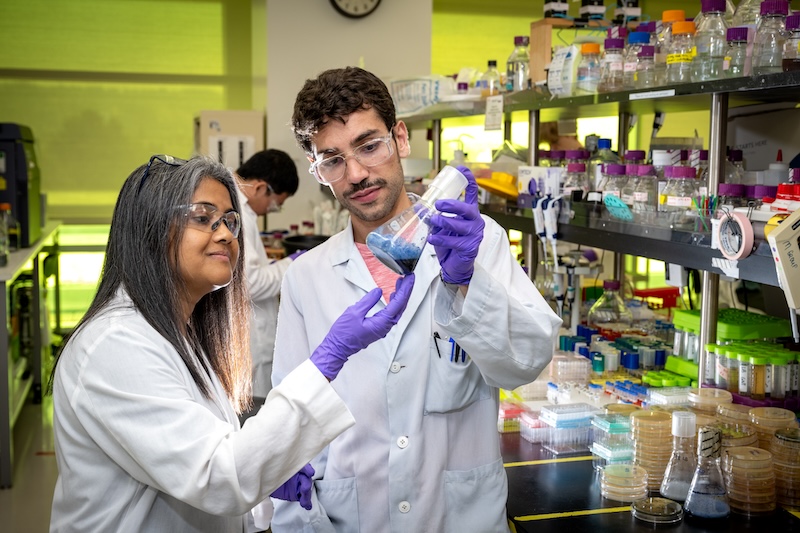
[
  {"x1": 634, "y1": 45, "x2": 657, "y2": 88},
  {"x1": 632, "y1": 164, "x2": 658, "y2": 221},
  {"x1": 783, "y1": 14, "x2": 800, "y2": 71},
  {"x1": 752, "y1": 0, "x2": 790, "y2": 75},
  {"x1": 598, "y1": 38, "x2": 626, "y2": 93},
  {"x1": 692, "y1": 0, "x2": 729, "y2": 81},
  {"x1": 683, "y1": 426, "x2": 730, "y2": 520},
  {"x1": 661, "y1": 411, "x2": 698, "y2": 502},
  {"x1": 577, "y1": 43, "x2": 602, "y2": 94},
  {"x1": 624, "y1": 32, "x2": 652, "y2": 88},
  {"x1": 723, "y1": 27, "x2": 750, "y2": 77},
  {"x1": 656, "y1": 10, "x2": 687, "y2": 83},
  {"x1": 666, "y1": 21, "x2": 697, "y2": 84},
  {"x1": 506, "y1": 36, "x2": 531, "y2": 92},
  {"x1": 599, "y1": 163, "x2": 629, "y2": 200},
  {"x1": 589, "y1": 139, "x2": 619, "y2": 190},
  {"x1": 563, "y1": 163, "x2": 590, "y2": 199},
  {"x1": 365, "y1": 166, "x2": 467, "y2": 275},
  {"x1": 732, "y1": 0, "x2": 762, "y2": 27},
  {"x1": 479, "y1": 60, "x2": 502, "y2": 98}
]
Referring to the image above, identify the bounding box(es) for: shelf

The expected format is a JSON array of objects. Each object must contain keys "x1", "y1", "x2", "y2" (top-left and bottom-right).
[
  {"x1": 484, "y1": 207, "x2": 779, "y2": 287},
  {"x1": 401, "y1": 71, "x2": 800, "y2": 126}
]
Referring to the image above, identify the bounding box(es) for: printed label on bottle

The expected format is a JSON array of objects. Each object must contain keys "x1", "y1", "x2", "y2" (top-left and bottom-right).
[
  {"x1": 633, "y1": 191, "x2": 649, "y2": 202},
  {"x1": 603, "y1": 190, "x2": 621, "y2": 199},
  {"x1": 717, "y1": 360, "x2": 729, "y2": 382},
  {"x1": 666, "y1": 53, "x2": 693, "y2": 64},
  {"x1": 622, "y1": 193, "x2": 635, "y2": 205},
  {"x1": 740, "y1": 365, "x2": 749, "y2": 394},
  {"x1": 624, "y1": 61, "x2": 637, "y2": 73},
  {"x1": 606, "y1": 53, "x2": 623, "y2": 71},
  {"x1": 587, "y1": 191, "x2": 602, "y2": 202},
  {"x1": 723, "y1": 57, "x2": 731, "y2": 70},
  {"x1": 666, "y1": 196, "x2": 692, "y2": 207}
]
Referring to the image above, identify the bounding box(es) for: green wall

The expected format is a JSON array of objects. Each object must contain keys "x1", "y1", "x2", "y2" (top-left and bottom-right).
[{"x1": 0, "y1": 0, "x2": 254, "y2": 222}]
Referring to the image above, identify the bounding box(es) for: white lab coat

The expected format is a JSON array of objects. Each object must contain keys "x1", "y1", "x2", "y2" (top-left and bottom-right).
[
  {"x1": 50, "y1": 290, "x2": 355, "y2": 533},
  {"x1": 271, "y1": 216, "x2": 561, "y2": 533},
  {"x1": 237, "y1": 187, "x2": 292, "y2": 397}
]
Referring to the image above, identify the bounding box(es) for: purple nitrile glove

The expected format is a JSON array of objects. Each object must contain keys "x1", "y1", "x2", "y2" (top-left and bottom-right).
[
  {"x1": 310, "y1": 274, "x2": 415, "y2": 380},
  {"x1": 288, "y1": 249, "x2": 306, "y2": 261},
  {"x1": 270, "y1": 463, "x2": 315, "y2": 510},
  {"x1": 427, "y1": 165, "x2": 485, "y2": 285}
]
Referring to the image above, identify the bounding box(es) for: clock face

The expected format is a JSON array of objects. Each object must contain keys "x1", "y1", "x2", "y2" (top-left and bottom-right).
[{"x1": 330, "y1": 0, "x2": 382, "y2": 18}]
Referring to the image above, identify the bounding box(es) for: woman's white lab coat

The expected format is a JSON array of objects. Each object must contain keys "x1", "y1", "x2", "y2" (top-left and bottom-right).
[
  {"x1": 271, "y1": 216, "x2": 561, "y2": 533},
  {"x1": 50, "y1": 290, "x2": 354, "y2": 533},
  {"x1": 237, "y1": 187, "x2": 292, "y2": 397}
]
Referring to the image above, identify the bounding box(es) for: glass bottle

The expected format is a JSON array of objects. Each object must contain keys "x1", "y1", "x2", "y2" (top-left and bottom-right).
[
  {"x1": 506, "y1": 36, "x2": 530, "y2": 92},
  {"x1": 661, "y1": 411, "x2": 697, "y2": 502},
  {"x1": 693, "y1": 0, "x2": 729, "y2": 81},
  {"x1": 666, "y1": 21, "x2": 697, "y2": 84},
  {"x1": 587, "y1": 279, "x2": 634, "y2": 330},
  {"x1": 620, "y1": 164, "x2": 641, "y2": 206},
  {"x1": 696, "y1": 150, "x2": 709, "y2": 195},
  {"x1": 589, "y1": 138, "x2": 620, "y2": 190},
  {"x1": 598, "y1": 38, "x2": 626, "y2": 93},
  {"x1": 562, "y1": 162, "x2": 590, "y2": 200},
  {"x1": 660, "y1": 166, "x2": 700, "y2": 229},
  {"x1": 624, "y1": 150, "x2": 646, "y2": 166},
  {"x1": 656, "y1": 10, "x2": 687, "y2": 84},
  {"x1": 366, "y1": 166, "x2": 467, "y2": 275},
  {"x1": 598, "y1": 163, "x2": 628, "y2": 200},
  {"x1": 623, "y1": 31, "x2": 651, "y2": 88},
  {"x1": 726, "y1": 149, "x2": 745, "y2": 183},
  {"x1": 752, "y1": 0, "x2": 790, "y2": 76},
  {"x1": 636, "y1": 21, "x2": 658, "y2": 45},
  {"x1": 783, "y1": 14, "x2": 800, "y2": 72},
  {"x1": 632, "y1": 164, "x2": 658, "y2": 223},
  {"x1": 577, "y1": 42, "x2": 602, "y2": 94},
  {"x1": 538, "y1": 150, "x2": 552, "y2": 167},
  {"x1": 634, "y1": 45, "x2": 657, "y2": 88},
  {"x1": 683, "y1": 426, "x2": 730, "y2": 520},
  {"x1": 723, "y1": 27, "x2": 750, "y2": 77},
  {"x1": 479, "y1": 59, "x2": 502, "y2": 98},
  {"x1": 732, "y1": 0, "x2": 762, "y2": 27}
]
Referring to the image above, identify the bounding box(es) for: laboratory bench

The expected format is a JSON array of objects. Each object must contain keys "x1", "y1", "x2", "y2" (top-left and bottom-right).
[{"x1": 499, "y1": 432, "x2": 800, "y2": 532}]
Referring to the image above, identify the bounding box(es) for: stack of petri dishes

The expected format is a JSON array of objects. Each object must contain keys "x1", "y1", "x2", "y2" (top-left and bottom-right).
[
  {"x1": 715, "y1": 421, "x2": 758, "y2": 451},
  {"x1": 688, "y1": 388, "x2": 732, "y2": 417},
  {"x1": 770, "y1": 428, "x2": 800, "y2": 507},
  {"x1": 600, "y1": 464, "x2": 648, "y2": 502},
  {"x1": 631, "y1": 497, "x2": 683, "y2": 524},
  {"x1": 716, "y1": 403, "x2": 752, "y2": 426},
  {"x1": 631, "y1": 409, "x2": 673, "y2": 491},
  {"x1": 605, "y1": 403, "x2": 641, "y2": 416},
  {"x1": 749, "y1": 407, "x2": 800, "y2": 449},
  {"x1": 722, "y1": 446, "x2": 776, "y2": 515},
  {"x1": 591, "y1": 413, "x2": 633, "y2": 470}
]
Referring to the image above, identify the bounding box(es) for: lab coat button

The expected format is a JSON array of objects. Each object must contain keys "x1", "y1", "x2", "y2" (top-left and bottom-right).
[
  {"x1": 397, "y1": 436, "x2": 409, "y2": 449},
  {"x1": 390, "y1": 362, "x2": 402, "y2": 373},
  {"x1": 399, "y1": 501, "x2": 411, "y2": 513}
]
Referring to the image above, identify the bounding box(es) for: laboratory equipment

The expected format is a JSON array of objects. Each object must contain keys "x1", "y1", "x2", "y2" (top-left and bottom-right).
[
  {"x1": 684, "y1": 426, "x2": 730, "y2": 520},
  {"x1": 0, "y1": 124, "x2": 42, "y2": 248},
  {"x1": 661, "y1": 411, "x2": 697, "y2": 502},
  {"x1": 752, "y1": 0, "x2": 790, "y2": 76},
  {"x1": 365, "y1": 166, "x2": 467, "y2": 275}
]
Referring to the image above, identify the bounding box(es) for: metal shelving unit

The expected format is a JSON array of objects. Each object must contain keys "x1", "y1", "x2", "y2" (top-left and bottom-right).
[{"x1": 401, "y1": 71, "x2": 800, "y2": 384}]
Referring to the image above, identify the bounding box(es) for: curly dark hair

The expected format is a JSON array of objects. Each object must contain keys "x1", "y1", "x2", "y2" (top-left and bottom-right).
[{"x1": 292, "y1": 67, "x2": 396, "y2": 154}]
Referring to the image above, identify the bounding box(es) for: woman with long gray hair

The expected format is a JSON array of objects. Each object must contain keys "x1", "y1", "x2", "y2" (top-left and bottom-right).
[{"x1": 48, "y1": 155, "x2": 414, "y2": 532}]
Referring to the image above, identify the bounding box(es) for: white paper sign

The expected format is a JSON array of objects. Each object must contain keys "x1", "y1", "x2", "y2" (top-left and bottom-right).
[{"x1": 484, "y1": 95, "x2": 504, "y2": 131}]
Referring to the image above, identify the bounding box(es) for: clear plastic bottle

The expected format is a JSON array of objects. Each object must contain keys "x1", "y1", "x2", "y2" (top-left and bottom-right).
[
  {"x1": 634, "y1": 45, "x2": 657, "y2": 88},
  {"x1": 505, "y1": 36, "x2": 531, "y2": 92},
  {"x1": 632, "y1": 164, "x2": 658, "y2": 222},
  {"x1": 660, "y1": 166, "x2": 700, "y2": 229},
  {"x1": 563, "y1": 163, "x2": 590, "y2": 200},
  {"x1": 692, "y1": 0, "x2": 729, "y2": 81},
  {"x1": 636, "y1": 21, "x2": 658, "y2": 45},
  {"x1": 725, "y1": 149, "x2": 745, "y2": 183},
  {"x1": 732, "y1": 0, "x2": 762, "y2": 27},
  {"x1": 696, "y1": 150, "x2": 709, "y2": 195},
  {"x1": 783, "y1": 14, "x2": 800, "y2": 71},
  {"x1": 661, "y1": 411, "x2": 697, "y2": 502},
  {"x1": 478, "y1": 59, "x2": 502, "y2": 98},
  {"x1": 624, "y1": 32, "x2": 652, "y2": 88},
  {"x1": 666, "y1": 21, "x2": 697, "y2": 84},
  {"x1": 683, "y1": 427, "x2": 730, "y2": 520},
  {"x1": 624, "y1": 150, "x2": 646, "y2": 166},
  {"x1": 656, "y1": 10, "x2": 687, "y2": 84},
  {"x1": 0, "y1": 203, "x2": 9, "y2": 266},
  {"x1": 587, "y1": 279, "x2": 634, "y2": 330},
  {"x1": 723, "y1": 27, "x2": 751, "y2": 77},
  {"x1": 589, "y1": 139, "x2": 620, "y2": 190},
  {"x1": 576, "y1": 43, "x2": 602, "y2": 95},
  {"x1": 598, "y1": 163, "x2": 629, "y2": 200},
  {"x1": 752, "y1": 0, "x2": 790, "y2": 75},
  {"x1": 621, "y1": 164, "x2": 641, "y2": 206},
  {"x1": 366, "y1": 166, "x2": 467, "y2": 275},
  {"x1": 598, "y1": 38, "x2": 626, "y2": 93}
]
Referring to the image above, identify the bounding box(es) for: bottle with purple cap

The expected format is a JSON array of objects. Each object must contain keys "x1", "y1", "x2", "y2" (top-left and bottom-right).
[
  {"x1": 692, "y1": 0, "x2": 729, "y2": 81},
  {"x1": 783, "y1": 13, "x2": 800, "y2": 71},
  {"x1": 752, "y1": 0, "x2": 790, "y2": 75},
  {"x1": 505, "y1": 36, "x2": 530, "y2": 92},
  {"x1": 723, "y1": 27, "x2": 750, "y2": 77},
  {"x1": 598, "y1": 38, "x2": 626, "y2": 93}
]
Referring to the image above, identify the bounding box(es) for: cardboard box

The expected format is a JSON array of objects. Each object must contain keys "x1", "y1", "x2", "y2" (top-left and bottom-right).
[{"x1": 194, "y1": 110, "x2": 265, "y2": 169}]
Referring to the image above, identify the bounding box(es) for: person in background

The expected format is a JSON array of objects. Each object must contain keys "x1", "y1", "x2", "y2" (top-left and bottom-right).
[
  {"x1": 270, "y1": 67, "x2": 561, "y2": 532},
  {"x1": 49, "y1": 155, "x2": 415, "y2": 532},
  {"x1": 234, "y1": 149, "x2": 300, "y2": 398},
  {"x1": 540, "y1": 120, "x2": 583, "y2": 151}
]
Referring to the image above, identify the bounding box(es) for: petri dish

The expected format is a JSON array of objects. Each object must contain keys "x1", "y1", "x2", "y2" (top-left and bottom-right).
[
  {"x1": 717, "y1": 403, "x2": 752, "y2": 423},
  {"x1": 723, "y1": 446, "x2": 774, "y2": 470},
  {"x1": 631, "y1": 497, "x2": 684, "y2": 524}
]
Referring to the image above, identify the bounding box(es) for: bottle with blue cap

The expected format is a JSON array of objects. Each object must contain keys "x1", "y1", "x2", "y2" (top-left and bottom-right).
[{"x1": 623, "y1": 31, "x2": 653, "y2": 88}]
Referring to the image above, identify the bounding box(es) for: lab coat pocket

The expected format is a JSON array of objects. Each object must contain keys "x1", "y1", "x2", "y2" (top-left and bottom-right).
[
  {"x1": 424, "y1": 336, "x2": 491, "y2": 414},
  {"x1": 315, "y1": 476, "x2": 360, "y2": 533},
  {"x1": 443, "y1": 458, "x2": 509, "y2": 532}
]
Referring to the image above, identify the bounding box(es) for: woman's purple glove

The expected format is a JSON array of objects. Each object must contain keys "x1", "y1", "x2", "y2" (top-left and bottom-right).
[
  {"x1": 271, "y1": 463, "x2": 315, "y2": 510},
  {"x1": 310, "y1": 274, "x2": 415, "y2": 380},
  {"x1": 427, "y1": 165, "x2": 485, "y2": 285}
]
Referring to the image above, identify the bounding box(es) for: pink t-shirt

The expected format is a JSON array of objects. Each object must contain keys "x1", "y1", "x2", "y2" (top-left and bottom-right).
[{"x1": 355, "y1": 242, "x2": 402, "y2": 302}]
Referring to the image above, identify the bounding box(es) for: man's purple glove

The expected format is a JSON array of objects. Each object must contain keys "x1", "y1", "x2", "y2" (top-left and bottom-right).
[
  {"x1": 271, "y1": 463, "x2": 315, "y2": 510},
  {"x1": 427, "y1": 165, "x2": 485, "y2": 285},
  {"x1": 310, "y1": 274, "x2": 415, "y2": 380}
]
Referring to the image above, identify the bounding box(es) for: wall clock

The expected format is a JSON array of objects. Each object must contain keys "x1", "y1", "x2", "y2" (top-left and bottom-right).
[{"x1": 330, "y1": 0, "x2": 381, "y2": 18}]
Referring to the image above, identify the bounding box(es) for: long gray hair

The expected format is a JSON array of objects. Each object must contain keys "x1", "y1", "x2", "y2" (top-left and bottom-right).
[{"x1": 51, "y1": 156, "x2": 252, "y2": 413}]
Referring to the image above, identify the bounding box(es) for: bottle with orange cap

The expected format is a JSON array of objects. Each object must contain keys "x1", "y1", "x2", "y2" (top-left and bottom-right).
[
  {"x1": 666, "y1": 21, "x2": 697, "y2": 83},
  {"x1": 656, "y1": 9, "x2": 687, "y2": 83},
  {"x1": 576, "y1": 43, "x2": 601, "y2": 94}
]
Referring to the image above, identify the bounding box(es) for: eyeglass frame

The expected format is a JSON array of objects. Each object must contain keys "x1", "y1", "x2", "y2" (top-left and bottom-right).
[
  {"x1": 176, "y1": 203, "x2": 242, "y2": 239},
  {"x1": 138, "y1": 154, "x2": 187, "y2": 194},
  {"x1": 308, "y1": 129, "x2": 396, "y2": 185}
]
